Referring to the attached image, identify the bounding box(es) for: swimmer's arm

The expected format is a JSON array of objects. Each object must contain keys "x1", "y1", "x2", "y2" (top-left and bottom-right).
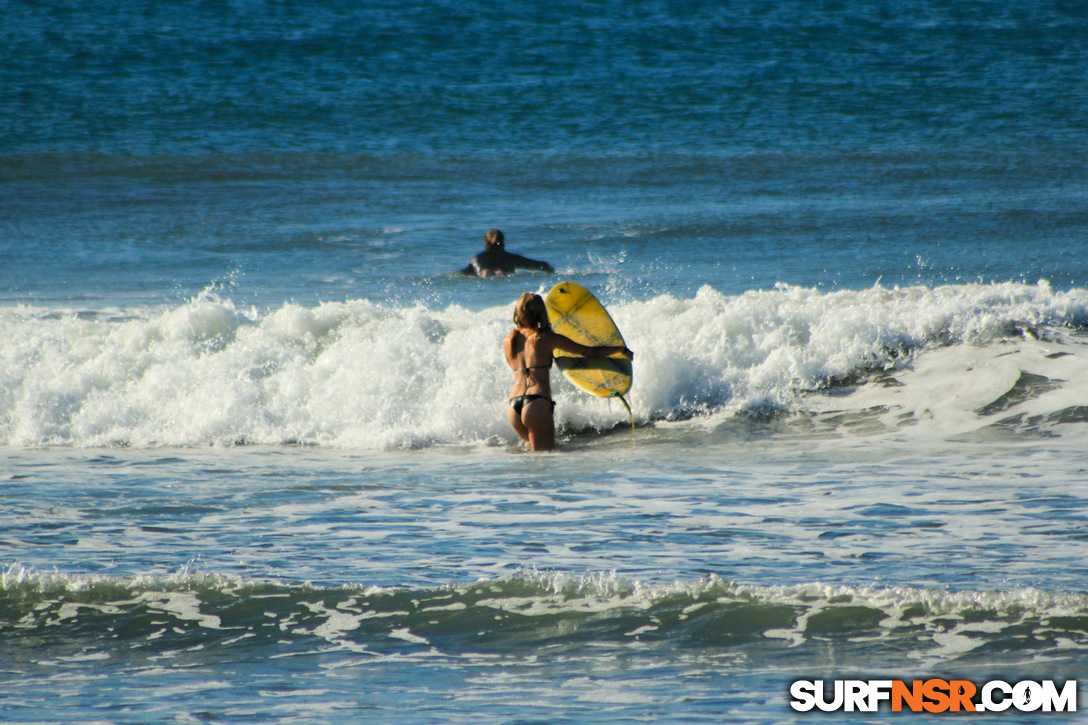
[{"x1": 510, "y1": 254, "x2": 554, "y2": 273}]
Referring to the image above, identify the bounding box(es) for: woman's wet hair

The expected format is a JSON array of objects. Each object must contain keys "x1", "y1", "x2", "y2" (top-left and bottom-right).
[{"x1": 513, "y1": 293, "x2": 551, "y2": 335}]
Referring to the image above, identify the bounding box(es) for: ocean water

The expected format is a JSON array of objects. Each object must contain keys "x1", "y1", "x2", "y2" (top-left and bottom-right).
[{"x1": 3, "y1": 0, "x2": 1088, "y2": 722}]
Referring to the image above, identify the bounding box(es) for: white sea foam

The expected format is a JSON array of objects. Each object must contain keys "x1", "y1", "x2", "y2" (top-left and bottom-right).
[{"x1": 2, "y1": 282, "x2": 1086, "y2": 449}]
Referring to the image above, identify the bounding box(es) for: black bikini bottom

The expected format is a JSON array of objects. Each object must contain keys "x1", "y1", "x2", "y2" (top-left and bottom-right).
[{"x1": 508, "y1": 394, "x2": 555, "y2": 416}]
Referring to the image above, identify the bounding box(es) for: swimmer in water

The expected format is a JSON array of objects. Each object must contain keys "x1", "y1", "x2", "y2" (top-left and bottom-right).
[{"x1": 461, "y1": 229, "x2": 555, "y2": 277}]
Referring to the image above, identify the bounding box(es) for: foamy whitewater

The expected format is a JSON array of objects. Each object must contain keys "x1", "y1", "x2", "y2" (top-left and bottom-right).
[
  {"x1": 4, "y1": 282, "x2": 1088, "y2": 449},
  {"x1": 4, "y1": 0, "x2": 1088, "y2": 722}
]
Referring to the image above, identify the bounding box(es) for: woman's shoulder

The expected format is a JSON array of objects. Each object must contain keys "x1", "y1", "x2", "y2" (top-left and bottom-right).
[{"x1": 504, "y1": 328, "x2": 523, "y2": 351}]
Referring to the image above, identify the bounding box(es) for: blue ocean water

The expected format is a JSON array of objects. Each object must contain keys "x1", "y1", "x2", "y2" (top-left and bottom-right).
[{"x1": 3, "y1": 0, "x2": 1088, "y2": 722}]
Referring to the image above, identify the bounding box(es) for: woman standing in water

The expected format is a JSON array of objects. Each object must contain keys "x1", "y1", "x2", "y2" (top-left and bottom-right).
[{"x1": 504, "y1": 293, "x2": 633, "y2": 451}]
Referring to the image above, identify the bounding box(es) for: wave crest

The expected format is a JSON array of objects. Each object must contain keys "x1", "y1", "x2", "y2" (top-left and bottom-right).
[{"x1": 5, "y1": 565, "x2": 1087, "y2": 668}]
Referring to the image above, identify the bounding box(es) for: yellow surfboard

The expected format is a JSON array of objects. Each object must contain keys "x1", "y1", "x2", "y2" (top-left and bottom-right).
[{"x1": 544, "y1": 282, "x2": 632, "y2": 399}]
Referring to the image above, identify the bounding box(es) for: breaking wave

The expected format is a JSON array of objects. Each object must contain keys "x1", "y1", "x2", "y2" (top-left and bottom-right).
[
  {"x1": 3, "y1": 281, "x2": 1088, "y2": 448},
  {"x1": 4, "y1": 564, "x2": 1087, "y2": 669}
]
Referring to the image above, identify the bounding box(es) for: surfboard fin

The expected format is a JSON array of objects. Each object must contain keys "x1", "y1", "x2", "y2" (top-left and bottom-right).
[{"x1": 615, "y1": 393, "x2": 635, "y2": 446}]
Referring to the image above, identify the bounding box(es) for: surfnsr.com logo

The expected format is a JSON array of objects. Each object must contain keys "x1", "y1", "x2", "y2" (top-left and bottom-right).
[{"x1": 790, "y1": 679, "x2": 1077, "y2": 713}]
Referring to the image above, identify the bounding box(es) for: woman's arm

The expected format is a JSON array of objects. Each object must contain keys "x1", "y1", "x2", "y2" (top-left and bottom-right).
[{"x1": 550, "y1": 333, "x2": 633, "y2": 359}]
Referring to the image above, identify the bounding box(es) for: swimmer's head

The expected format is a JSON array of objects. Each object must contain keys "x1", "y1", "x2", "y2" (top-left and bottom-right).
[{"x1": 485, "y1": 229, "x2": 505, "y2": 251}]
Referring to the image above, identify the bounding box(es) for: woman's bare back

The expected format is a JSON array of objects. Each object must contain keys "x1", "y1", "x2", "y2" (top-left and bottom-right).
[{"x1": 504, "y1": 329, "x2": 555, "y2": 400}]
